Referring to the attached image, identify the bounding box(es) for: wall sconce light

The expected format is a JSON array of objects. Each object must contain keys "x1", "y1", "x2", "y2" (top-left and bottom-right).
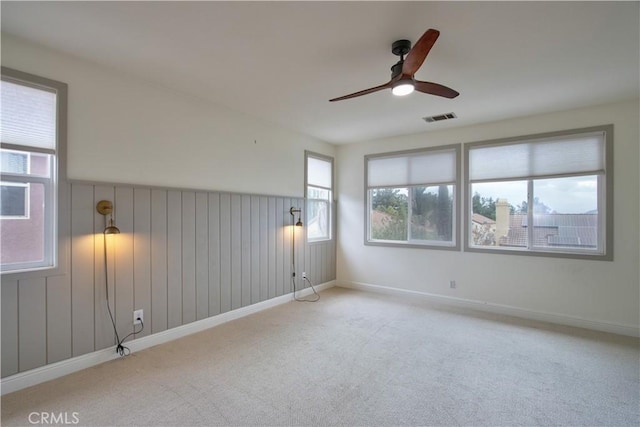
[
  {"x1": 96, "y1": 200, "x2": 120, "y2": 234},
  {"x1": 289, "y1": 207, "x2": 303, "y2": 227}
]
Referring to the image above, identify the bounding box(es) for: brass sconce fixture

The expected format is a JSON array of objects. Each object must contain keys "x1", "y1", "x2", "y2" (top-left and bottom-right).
[{"x1": 96, "y1": 200, "x2": 120, "y2": 234}]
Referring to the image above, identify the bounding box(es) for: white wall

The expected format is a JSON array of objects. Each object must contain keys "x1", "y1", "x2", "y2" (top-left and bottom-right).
[
  {"x1": 1, "y1": 34, "x2": 334, "y2": 196},
  {"x1": 3, "y1": 34, "x2": 638, "y2": 334},
  {"x1": 337, "y1": 99, "x2": 640, "y2": 332}
]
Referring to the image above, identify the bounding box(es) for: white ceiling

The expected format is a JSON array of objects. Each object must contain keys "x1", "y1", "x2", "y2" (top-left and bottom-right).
[{"x1": 2, "y1": 1, "x2": 638, "y2": 144}]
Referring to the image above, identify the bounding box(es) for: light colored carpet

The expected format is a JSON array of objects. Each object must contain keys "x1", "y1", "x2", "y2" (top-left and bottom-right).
[{"x1": 2, "y1": 287, "x2": 639, "y2": 426}]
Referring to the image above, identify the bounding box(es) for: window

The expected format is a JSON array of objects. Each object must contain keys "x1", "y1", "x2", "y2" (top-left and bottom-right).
[
  {"x1": 465, "y1": 125, "x2": 612, "y2": 260},
  {"x1": 305, "y1": 152, "x2": 333, "y2": 242},
  {"x1": 1, "y1": 68, "x2": 67, "y2": 273},
  {"x1": 365, "y1": 145, "x2": 460, "y2": 249}
]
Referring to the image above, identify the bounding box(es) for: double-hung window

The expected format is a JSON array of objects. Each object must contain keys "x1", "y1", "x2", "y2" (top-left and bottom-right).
[
  {"x1": 1, "y1": 68, "x2": 67, "y2": 273},
  {"x1": 305, "y1": 151, "x2": 333, "y2": 242},
  {"x1": 465, "y1": 125, "x2": 612, "y2": 260},
  {"x1": 365, "y1": 145, "x2": 460, "y2": 249}
]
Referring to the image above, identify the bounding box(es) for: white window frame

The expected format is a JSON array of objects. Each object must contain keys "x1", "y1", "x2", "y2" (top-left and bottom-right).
[
  {"x1": 464, "y1": 125, "x2": 613, "y2": 260},
  {"x1": 1, "y1": 67, "x2": 68, "y2": 276},
  {"x1": 365, "y1": 144, "x2": 461, "y2": 250},
  {"x1": 305, "y1": 151, "x2": 333, "y2": 243}
]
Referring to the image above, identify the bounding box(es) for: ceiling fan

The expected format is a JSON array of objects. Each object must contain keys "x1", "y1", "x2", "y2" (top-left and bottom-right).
[{"x1": 329, "y1": 29, "x2": 459, "y2": 102}]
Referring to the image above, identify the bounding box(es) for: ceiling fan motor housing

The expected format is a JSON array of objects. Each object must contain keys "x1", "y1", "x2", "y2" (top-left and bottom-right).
[
  {"x1": 390, "y1": 39, "x2": 412, "y2": 79},
  {"x1": 391, "y1": 39, "x2": 412, "y2": 57}
]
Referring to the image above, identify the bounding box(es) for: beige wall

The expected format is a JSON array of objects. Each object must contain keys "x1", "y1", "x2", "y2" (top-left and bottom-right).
[
  {"x1": 337, "y1": 99, "x2": 640, "y2": 332},
  {"x1": 1, "y1": 35, "x2": 337, "y2": 378},
  {"x1": 1, "y1": 34, "x2": 335, "y2": 196}
]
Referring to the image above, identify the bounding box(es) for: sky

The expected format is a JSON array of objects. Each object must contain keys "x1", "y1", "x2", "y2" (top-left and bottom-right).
[{"x1": 471, "y1": 175, "x2": 598, "y2": 214}]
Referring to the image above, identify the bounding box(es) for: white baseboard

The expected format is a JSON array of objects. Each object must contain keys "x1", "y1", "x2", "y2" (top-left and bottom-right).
[
  {"x1": 0, "y1": 280, "x2": 335, "y2": 396},
  {"x1": 338, "y1": 281, "x2": 639, "y2": 338}
]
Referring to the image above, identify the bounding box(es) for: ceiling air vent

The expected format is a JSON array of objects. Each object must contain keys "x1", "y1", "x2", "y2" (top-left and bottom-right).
[{"x1": 423, "y1": 112, "x2": 457, "y2": 123}]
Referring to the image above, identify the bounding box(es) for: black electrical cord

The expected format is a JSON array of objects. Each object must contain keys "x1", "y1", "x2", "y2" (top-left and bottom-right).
[
  {"x1": 291, "y1": 213, "x2": 320, "y2": 303},
  {"x1": 103, "y1": 227, "x2": 143, "y2": 356}
]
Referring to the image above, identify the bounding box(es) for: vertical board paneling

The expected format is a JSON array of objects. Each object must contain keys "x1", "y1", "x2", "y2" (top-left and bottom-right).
[
  {"x1": 166, "y1": 190, "x2": 182, "y2": 329},
  {"x1": 250, "y1": 195, "x2": 261, "y2": 304},
  {"x1": 195, "y1": 192, "x2": 209, "y2": 320},
  {"x1": 46, "y1": 275, "x2": 72, "y2": 364},
  {"x1": 259, "y1": 197, "x2": 268, "y2": 301},
  {"x1": 295, "y1": 199, "x2": 306, "y2": 290},
  {"x1": 230, "y1": 195, "x2": 242, "y2": 310},
  {"x1": 316, "y1": 243, "x2": 322, "y2": 284},
  {"x1": 304, "y1": 220, "x2": 311, "y2": 288},
  {"x1": 134, "y1": 188, "x2": 152, "y2": 337},
  {"x1": 219, "y1": 193, "x2": 232, "y2": 313},
  {"x1": 330, "y1": 236, "x2": 336, "y2": 280},
  {"x1": 241, "y1": 195, "x2": 251, "y2": 307},
  {"x1": 267, "y1": 197, "x2": 276, "y2": 299},
  {"x1": 1, "y1": 279, "x2": 19, "y2": 376},
  {"x1": 181, "y1": 192, "x2": 196, "y2": 324},
  {"x1": 208, "y1": 193, "x2": 221, "y2": 316},
  {"x1": 283, "y1": 198, "x2": 292, "y2": 295},
  {"x1": 150, "y1": 189, "x2": 168, "y2": 334},
  {"x1": 114, "y1": 187, "x2": 134, "y2": 341},
  {"x1": 309, "y1": 244, "x2": 317, "y2": 287},
  {"x1": 71, "y1": 184, "x2": 95, "y2": 356},
  {"x1": 18, "y1": 277, "x2": 47, "y2": 371},
  {"x1": 275, "y1": 198, "x2": 284, "y2": 296},
  {"x1": 2, "y1": 183, "x2": 337, "y2": 379},
  {"x1": 93, "y1": 186, "x2": 115, "y2": 350},
  {"x1": 321, "y1": 242, "x2": 327, "y2": 284},
  {"x1": 300, "y1": 200, "x2": 308, "y2": 288}
]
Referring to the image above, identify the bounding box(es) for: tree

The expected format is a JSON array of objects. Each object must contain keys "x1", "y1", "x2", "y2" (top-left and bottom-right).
[
  {"x1": 371, "y1": 188, "x2": 408, "y2": 240},
  {"x1": 372, "y1": 188, "x2": 407, "y2": 214},
  {"x1": 472, "y1": 192, "x2": 496, "y2": 220},
  {"x1": 516, "y1": 197, "x2": 552, "y2": 214},
  {"x1": 436, "y1": 185, "x2": 452, "y2": 240}
]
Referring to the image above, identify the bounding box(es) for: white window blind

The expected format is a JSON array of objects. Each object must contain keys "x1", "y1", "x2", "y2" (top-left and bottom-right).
[
  {"x1": 469, "y1": 132, "x2": 605, "y2": 182},
  {"x1": 368, "y1": 149, "x2": 457, "y2": 188},
  {"x1": 0, "y1": 80, "x2": 57, "y2": 151},
  {"x1": 307, "y1": 156, "x2": 332, "y2": 189}
]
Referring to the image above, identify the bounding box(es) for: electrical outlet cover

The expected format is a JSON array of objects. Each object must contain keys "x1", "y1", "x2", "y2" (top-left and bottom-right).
[{"x1": 133, "y1": 309, "x2": 143, "y2": 325}]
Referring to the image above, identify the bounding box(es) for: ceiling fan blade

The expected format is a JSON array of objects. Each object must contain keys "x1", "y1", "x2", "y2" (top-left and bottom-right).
[
  {"x1": 402, "y1": 29, "x2": 440, "y2": 76},
  {"x1": 414, "y1": 80, "x2": 459, "y2": 99},
  {"x1": 329, "y1": 81, "x2": 392, "y2": 102}
]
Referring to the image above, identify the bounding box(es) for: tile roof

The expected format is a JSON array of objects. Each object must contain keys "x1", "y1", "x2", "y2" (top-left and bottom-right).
[
  {"x1": 472, "y1": 213, "x2": 495, "y2": 225},
  {"x1": 499, "y1": 214, "x2": 598, "y2": 248}
]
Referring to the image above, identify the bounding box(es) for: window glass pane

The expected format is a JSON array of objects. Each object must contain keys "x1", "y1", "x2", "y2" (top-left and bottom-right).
[
  {"x1": 307, "y1": 156, "x2": 331, "y2": 188},
  {"x1": 370, "y1": 187, "x2": 408, "y2": 241},
  {"x1": 307, "y1": 186, "x2": 329, "y2": 200},
  {"x1": 470, "y1": 181, "x2": 528, "y2": 247},
  {"x1": 410, "y1": 185, "x2": 453, "y2": 242},
  {"x1": 532, "y1": 176, "x2": 598, "y2": 250},
  {"x1": 1, "y1": 150, "x2": 28, "y2": 174},
  {"x1": 307, "y1": 199, "x2": 330, "y2": 240},
  {"x1": 0, "y1": 80, "x2": 57, "y2": 150},
  {"x1": 1, "y1": 182, "x2": 46, "y2": 265},
  {"x1": 0, "y1": 149, "x2": 51, "y2": 177},
  {"x1": 1, "y1": 183, "x2": 28, "y2": 217}
]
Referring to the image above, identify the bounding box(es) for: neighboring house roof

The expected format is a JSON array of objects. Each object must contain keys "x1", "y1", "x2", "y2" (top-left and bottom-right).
[
  {"x1": 499, "y1": 214, "x2": 598, "y2": 248},
  {"x1": 472, "y1": 213, "x2": 495, "y2": 225}
]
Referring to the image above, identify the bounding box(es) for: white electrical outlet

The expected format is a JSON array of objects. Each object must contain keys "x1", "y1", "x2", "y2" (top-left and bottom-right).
[
  {"x1": 133, "y1": 309, "x2": 143, "y2": 325},
  {"x1": 302, "y1": 271, "x2": 307, "y2": 279},
  {"x1": 450, "y1": 280, "x2": 456, "y2": 289}
]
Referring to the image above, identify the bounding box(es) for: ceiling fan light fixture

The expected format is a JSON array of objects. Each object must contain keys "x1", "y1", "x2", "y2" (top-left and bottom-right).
[{"x1": 392, "y1": 81, "x2": 414, "y2": 96}]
